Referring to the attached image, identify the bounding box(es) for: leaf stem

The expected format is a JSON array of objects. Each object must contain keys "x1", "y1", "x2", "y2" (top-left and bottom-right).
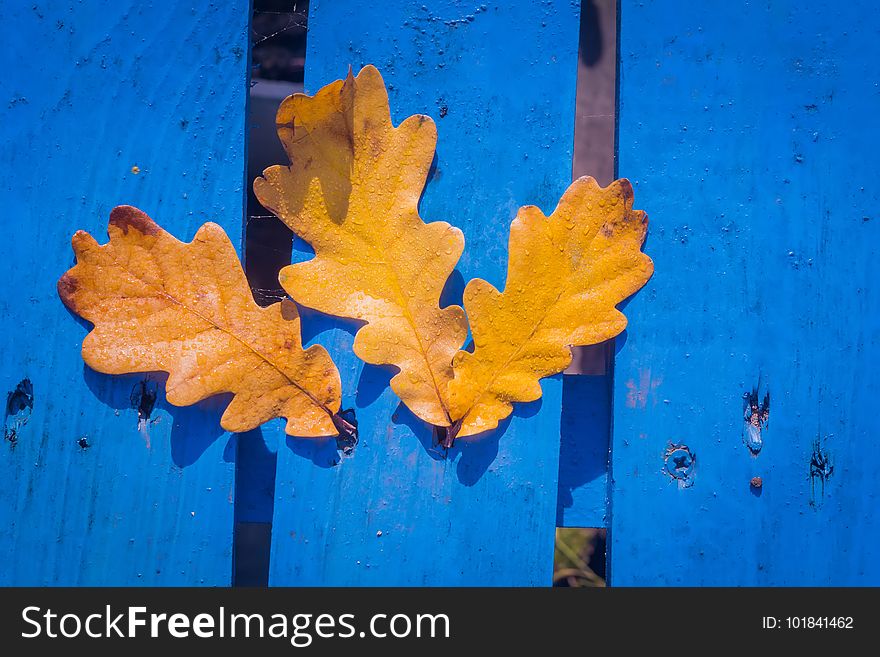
[
  {"x1": 331, "y1": 410, "x2": 359, "y2": 445},
  {"x1": 434, "y1": 418, "x2": 463, "y2": 449}
]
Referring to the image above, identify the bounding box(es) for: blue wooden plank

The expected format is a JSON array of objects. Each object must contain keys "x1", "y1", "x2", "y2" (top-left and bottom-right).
[
  {"x1": 0, "y1": 1, "x2": 249, "y2": 584},
  {"x1": 610, "y1": 0, "x2": 880, "y2": 584},
  {"x1": 268, "y1": 0, "x2": 581, "y2": 585}
]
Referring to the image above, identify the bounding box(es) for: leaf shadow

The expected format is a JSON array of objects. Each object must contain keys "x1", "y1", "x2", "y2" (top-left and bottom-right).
[
  {"x1": 356, "y1": 363, "x2": 395, "y2": 408},
  {"x1": 392, "y1": 396, "x2": 543, "y2": 486},
  {"x1": 613, "y1": 330, "x2": 629, "y2": 356},
  {"x1": 391, "y1": 401, "x2": 440, "y2": 458},
  {"x1": 421, "y1": 151, "x2": 441, "y2": 203},
  {"x1": 439, "y1": 268, "x2": 466, "y2": 310},
  {"x1": 82, "y1": 365, "x2": 230, "y2": 468},
  {"x1": 296, "y1": 303, "x2": 362, "y2": 345},
  {"x1": 62, "y1": 304, "x2": 92, "y2": 332},
  {"x1": 166, "y1": 394, "x2": 234, "y2": 468},
  {"x1": 285, "y1": 435, "x2": 344, "y2": 469}
]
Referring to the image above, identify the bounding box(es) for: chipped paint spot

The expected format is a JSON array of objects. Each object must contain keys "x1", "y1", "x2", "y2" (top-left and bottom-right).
[
  {"x1": 663, "y1": 443, "x2": 696, "y2": 488},
  {"x1": 4, "y1": 378, "x2": 34, "y2": 445},
  {"x1": 743, "y1": 387, "x2": 769, "y2": 454},
  {"x1": 809, "y1": 438, "x2": 833, "y2": 508},
  {"x1": 131, "y1": 379, "x2": 158, "y2": 424},
  {"x1": 130, "y1": 379, "x2": 157, "y2": 448}
]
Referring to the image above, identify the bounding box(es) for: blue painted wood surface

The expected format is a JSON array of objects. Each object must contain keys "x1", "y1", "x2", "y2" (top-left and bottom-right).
[
  {"x1": 0, "y1": 1, "x2": 249, "y2": 584},
  {"x1": 267, "y1": 0, "x2": 581, "y2": 585},
  {"x1": 610, "y1": 0, "x2": 880, "y2": 584}
]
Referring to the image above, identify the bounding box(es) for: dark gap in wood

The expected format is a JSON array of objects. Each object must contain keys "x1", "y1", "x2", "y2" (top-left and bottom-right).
[
  {"x1": 234, "y1": 0, "x2": 310, "y2": 588},
  {"x1": 233, "y1": 522, "x2": 273, "y2": 586},
  {"x1": 567, "y1": 0, "x2": 618, "y2": 377},
  {"x1": 245, "y1": 0, "x2": 309, "y2": 308},
  {"x1": 554, "y1": 0, "x2": 617, "y2": 588}
]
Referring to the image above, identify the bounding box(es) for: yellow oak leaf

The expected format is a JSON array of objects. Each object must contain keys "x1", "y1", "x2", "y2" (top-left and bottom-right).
[
  {"x1": 447, "y1": 177, "x2": 654, "y2": 438},
  {"x1": 254, "y1": 65, "x2": 467, "y2": 427},
  {"x1": 58, "y1": 205, "x2": 347, "y2": 438}
]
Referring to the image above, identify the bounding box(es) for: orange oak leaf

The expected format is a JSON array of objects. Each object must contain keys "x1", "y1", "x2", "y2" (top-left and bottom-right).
[
  {"x1": 254, "y1": 65, "x2": 467, "y2": 427},
  {"x1": 447, "y1": 177, "x2": 653, "y2": 439},
  {"x1": 58, "y1": 206, "x2": 348, "y2": 438}
]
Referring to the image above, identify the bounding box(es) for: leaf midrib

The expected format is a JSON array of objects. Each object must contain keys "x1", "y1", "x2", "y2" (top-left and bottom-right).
[
  {"x1": 455, "y1": 223, "x2": 609, "y2": 427},
  {"x1": 106, "y1": 245, "x2": 335, "y2": 419},
  {"x1": 295, "y1": 108, "x2": 455, "y2": 425}
]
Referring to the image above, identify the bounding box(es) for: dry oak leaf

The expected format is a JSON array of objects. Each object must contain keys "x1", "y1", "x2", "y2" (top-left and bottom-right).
[
  {"x1": 254, "y1": 65, "x2": 467, "y2": 427},
  {"x1": 448, "y1": 177, "x2": 654, "y2": 437},
  {"x1": 58, "y1": 206, "x2": 344, "y2": 437}
]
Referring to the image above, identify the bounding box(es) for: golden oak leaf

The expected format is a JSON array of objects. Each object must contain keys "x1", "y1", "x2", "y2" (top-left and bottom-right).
[
  {"x1": 254, "y1": 65, "x2": 467, "y2": 427},
  {"x1": 447, "y1": 177, "x2": 654, "y2": 438},
  {"x1": 58, "y1": 205, "x2": 345, "y2": 437}
]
